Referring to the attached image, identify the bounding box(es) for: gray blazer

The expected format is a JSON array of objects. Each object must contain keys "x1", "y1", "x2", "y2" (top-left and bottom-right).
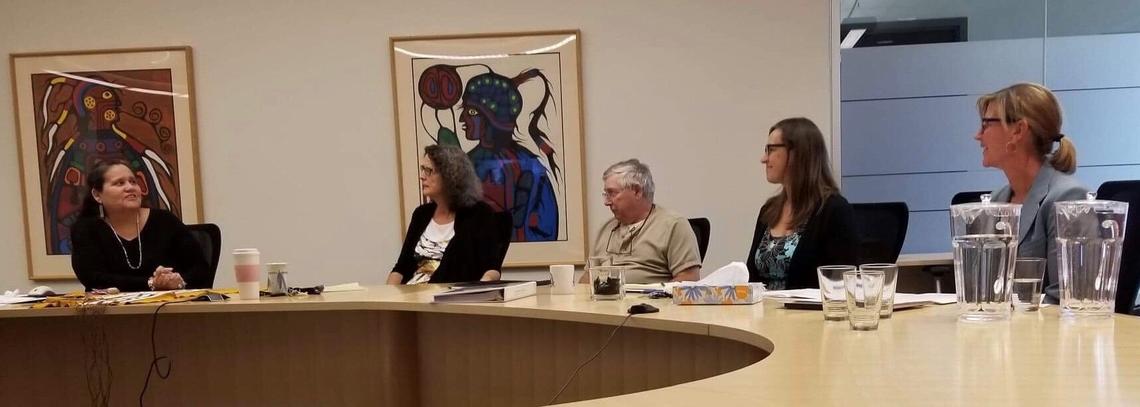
[{"x1": 992, "y1": 164, "x2": 1088, "y2": 303}]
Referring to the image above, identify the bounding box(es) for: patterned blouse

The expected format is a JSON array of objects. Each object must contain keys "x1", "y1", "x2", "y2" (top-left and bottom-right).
[
  {"x1": 752, "y1": 229, "x2": 802, "y2": 290},
  {"x1": 407, "y1": 219, "x2": 454, "y2": 284}
]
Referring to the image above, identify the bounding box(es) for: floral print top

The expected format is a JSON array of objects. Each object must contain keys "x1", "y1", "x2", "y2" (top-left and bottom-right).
[{"x1": 752, "y1": 229, "x2": 801, "y2": 290}]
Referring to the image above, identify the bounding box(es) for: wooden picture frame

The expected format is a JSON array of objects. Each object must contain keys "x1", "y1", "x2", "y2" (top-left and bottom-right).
[
  {"x1": 9, "y1": 46, "x2": 202, "y2": 279},
  {"x1": 390, "y1": 30, "x2": 587, "y2": 267}
]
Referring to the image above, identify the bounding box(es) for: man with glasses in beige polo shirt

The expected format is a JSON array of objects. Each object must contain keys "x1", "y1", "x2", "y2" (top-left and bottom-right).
[{"x1": 580, "y1": 159, "x2": 702, "y2": 283}]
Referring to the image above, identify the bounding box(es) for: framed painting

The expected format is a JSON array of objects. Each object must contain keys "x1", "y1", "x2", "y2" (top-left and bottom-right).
[
  {"x1": 390, "y1": 30, "x2": 586, "y2": 267},
  {"x1": 10, "y1": 46, "x2": 202, "y2": 279}
]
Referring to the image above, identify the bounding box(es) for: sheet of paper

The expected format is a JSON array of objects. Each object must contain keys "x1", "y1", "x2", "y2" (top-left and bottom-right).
[
  {"x1": 896, "y1": 293, "x2": 957, "y2": 305},
  {"x1": 0, "y1": 296, "x2": 46, "y2": 305},
  {"x1": 625, "y1": 283, "x2": 666, "y2": 292},
  {"x1": 764, "y1": 290, "x2": 957, "y2": 305},
  {"x1": 690, "y1": 262, "x2": 750, "y2": 285},
  {"x1": 323, "y1": 282, "x2": 364, "y2": 292}
]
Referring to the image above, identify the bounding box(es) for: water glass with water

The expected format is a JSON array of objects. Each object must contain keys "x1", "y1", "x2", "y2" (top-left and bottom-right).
[
  {"x1": 1055, "y1": 193, "x2": 1129, "y2": 318},
  {"x1": 1012, "y1": 257, "x2": 1045, "y2": 311},
  {"x1": 860, "y1": 264, "x2": 897, "y2": 318},
  {"x1": 817, "y1": 265, "x2": 855, "y2": 321},
  {"x1": 951, "y1": 194, "x2": 1021, "y2": 322},
  {"x1": 844, "y1": 270, "x2": 884, "y2": 331}
]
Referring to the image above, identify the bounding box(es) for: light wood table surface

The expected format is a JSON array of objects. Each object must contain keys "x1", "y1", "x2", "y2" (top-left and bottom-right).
[{"x1": 2, "y1": 284, "x2": 1137, "y2": 406}]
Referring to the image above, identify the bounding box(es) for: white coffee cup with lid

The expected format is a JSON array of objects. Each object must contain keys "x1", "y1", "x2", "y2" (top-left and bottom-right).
[{"x1": 233, "y1": 248, "x2": 261, "y2": 300}]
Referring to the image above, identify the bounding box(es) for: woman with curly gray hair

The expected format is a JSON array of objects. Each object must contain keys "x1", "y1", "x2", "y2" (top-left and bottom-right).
[{"x1": 387, "y1": 145, "x2": 504, "y2": 284}]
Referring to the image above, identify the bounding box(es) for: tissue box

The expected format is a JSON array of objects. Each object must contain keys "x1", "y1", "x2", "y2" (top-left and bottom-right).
[{"x1": 672, "y1": 283, "x2": 765, "y2": 305}]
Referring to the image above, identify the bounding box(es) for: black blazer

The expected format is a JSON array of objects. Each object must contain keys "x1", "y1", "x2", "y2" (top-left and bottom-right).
[
  {"x1": 746, "y1": 194, "x2": 858, "y2": 289},
  {"x1": 392, "y1": 201, "x2": 502, "y2": 283}
]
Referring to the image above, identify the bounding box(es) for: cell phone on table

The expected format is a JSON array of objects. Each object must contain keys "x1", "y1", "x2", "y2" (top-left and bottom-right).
[{"x1": 780, "y1": 301, "x2": 823, "y2": 310}]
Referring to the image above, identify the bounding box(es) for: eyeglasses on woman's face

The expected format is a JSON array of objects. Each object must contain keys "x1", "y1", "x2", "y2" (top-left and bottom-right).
[
  {"x1": 979, "y1": 117, "x2": 1009, "y2": 132},
  {"x1": 764, "y1": 143, "x2": 787, "y2": 156}
]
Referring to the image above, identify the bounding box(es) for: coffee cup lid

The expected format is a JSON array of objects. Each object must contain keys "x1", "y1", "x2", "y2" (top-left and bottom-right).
[{"x1": 233, "y1": 248, "x2": 260, "y2": 254}]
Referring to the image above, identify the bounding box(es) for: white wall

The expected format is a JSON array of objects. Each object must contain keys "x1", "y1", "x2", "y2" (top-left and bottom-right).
[{"x1": 0, "y1": 0, "x2": 836, "y2": 291}]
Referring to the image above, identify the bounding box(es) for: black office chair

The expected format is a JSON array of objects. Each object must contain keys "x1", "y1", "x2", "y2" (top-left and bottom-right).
[
  {"x1": 1096, "y1": 181, "x2": 1140, "y2": 315},
  {"x1": 687, "y1": 218, "x2": 710, "y2": 262},
  {"x1": 851, "y1": 202, "x2": 909, "y2": 265},
  {"x1": 494, "y1": 211, "x2": 514, "y2": 270},
  {"x1": 952, "y1": 190, "x2": 992, "y2": 205},
  {"x1": 187, "y1": 223, "x2": 221, "y2": 288}
]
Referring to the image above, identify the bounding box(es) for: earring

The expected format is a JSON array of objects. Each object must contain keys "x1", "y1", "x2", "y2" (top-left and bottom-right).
[{"x1": 99, "y1": 204, "x2": 105, "y2": 218}]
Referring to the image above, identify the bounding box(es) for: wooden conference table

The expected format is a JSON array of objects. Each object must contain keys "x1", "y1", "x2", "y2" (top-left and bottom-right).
[{"x1": 1, "y1": 284, "x2": 1138, "y2": 406}]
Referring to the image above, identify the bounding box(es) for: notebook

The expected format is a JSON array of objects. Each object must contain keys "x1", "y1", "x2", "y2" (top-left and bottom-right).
[{"x1": 433, "y1": 281, "x2": 537, "y2": 303}]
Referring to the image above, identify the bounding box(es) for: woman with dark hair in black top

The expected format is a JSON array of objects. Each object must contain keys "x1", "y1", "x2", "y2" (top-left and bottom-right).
[
  {"x1": 70, "y1": 160, "x2": 209, "y2": 291},
  {"x1": 386, "y1": 145, "x2": 503, "y2": 284},
  {"x1": 747, "y1": 117, "x2": 858, "y2": 289}
]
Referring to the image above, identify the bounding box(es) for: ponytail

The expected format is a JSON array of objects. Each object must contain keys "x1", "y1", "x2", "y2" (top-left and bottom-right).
[{"x1": 1050, "y1": 136, "x2": 1077, "y2": 174}]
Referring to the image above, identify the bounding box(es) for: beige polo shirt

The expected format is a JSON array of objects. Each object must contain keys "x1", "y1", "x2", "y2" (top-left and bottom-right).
[{"x1": 589, "y1": 206, "x2": 702, "y2": 283}]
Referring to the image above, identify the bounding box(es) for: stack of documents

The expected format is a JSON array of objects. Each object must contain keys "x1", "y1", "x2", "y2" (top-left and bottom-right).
[
  {"x1": 765, "y1": 289, "x2": 956, "y2": 310},
  {"x1": 0, "y1": 295, "x2": 46, "y2": 305}
]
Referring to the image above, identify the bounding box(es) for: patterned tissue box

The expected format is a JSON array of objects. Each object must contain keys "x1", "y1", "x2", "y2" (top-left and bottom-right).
[{"x1": 672, "y1": 283, "x2": 766, "y2": 305}]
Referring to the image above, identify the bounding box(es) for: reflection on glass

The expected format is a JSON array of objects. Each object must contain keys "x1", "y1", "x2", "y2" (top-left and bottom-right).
[
  {"x1": 839, "y1": 0, "x2": 1046, "y2": 45},
  {"x1": 954, "y1": 323, "x2": 1012, "y2": 403},
  {"x1": 1059, "y1": 319, "x2": 1119, "y2": 404}
]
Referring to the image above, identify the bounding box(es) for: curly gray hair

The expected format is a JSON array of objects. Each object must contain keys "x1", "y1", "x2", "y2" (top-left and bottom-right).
[
  {"x1": 425, "y1": 145, "x2": 483, "y2": 208},
  {"x1": 603, "y1": 159, "x2": 655, "y2": 202}
]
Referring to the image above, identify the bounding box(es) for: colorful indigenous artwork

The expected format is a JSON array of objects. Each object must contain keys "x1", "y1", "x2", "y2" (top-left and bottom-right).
[
  {"x1": 11, "y1": 47, "x2": 202, "y2": 279},
  {"x1": 391, "y1": 31, "x2": 587, "y2": 266},
  {"x1": 419, "y1": 64, "x2": 560, "y2": 242}
]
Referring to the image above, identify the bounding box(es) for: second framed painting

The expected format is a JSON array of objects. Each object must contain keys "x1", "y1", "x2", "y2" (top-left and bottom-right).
[{"x1": 390, "y1": 30, "x2": 586, "y2": 267}]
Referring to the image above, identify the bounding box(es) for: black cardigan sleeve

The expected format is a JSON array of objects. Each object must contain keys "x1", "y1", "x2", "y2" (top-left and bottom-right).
[
  {"x1": 429, "y1": 202, "x2": 501, "y2": 283},
  {"x1": 745, "y1": 205, "x2": 771, "y2": 283},
  {"x1": 391, "y1": 204, "x2": 433, "y2": 283},
  {"x1": 71, "y1": 218, "x2": 149, "y2": 291},
  {"x1": 786, "y1": 194, "x2": 859, "y2": 289},
  {"x1": 816, "y1": 195, "x2": 859, "y2": 267},
  {"x1": 463, "y1": 203, "x2": 502, "y2": 279}
]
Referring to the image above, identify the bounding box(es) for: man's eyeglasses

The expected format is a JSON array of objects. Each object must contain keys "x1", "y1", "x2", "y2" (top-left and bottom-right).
[
  {"x1": 601, "y1": 188, "x2": 625, "y2": 199},
  {"x1": 605, "y1": 226, "x2": 636, "y2": 255},
  {"x1": 764, "y1": 143, "x2": 787, "y2": 155},
  {"x1": 419, "y1": 165, "x2": 436, "y2": 176}
]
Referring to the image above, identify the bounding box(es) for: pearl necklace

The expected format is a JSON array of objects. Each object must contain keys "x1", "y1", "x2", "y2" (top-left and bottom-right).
[{"x1": 105, "y1": 211, "x2": 143, "y2": 270}]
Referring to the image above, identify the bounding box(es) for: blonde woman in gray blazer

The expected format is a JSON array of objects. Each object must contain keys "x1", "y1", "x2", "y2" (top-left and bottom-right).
[{"x1": 976, "y1": 83, "x2": 1088, "y2": 303}]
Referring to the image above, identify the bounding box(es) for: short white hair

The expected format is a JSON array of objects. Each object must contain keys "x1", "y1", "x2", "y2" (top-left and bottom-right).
[{"x1": 603, "y1": 159, "x2": 655, "y2": 202}]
